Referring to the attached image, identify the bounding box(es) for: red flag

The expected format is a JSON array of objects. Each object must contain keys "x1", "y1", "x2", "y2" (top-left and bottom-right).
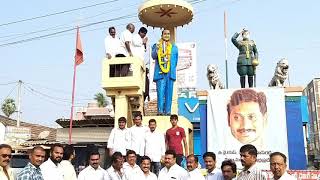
[{"x1": 75, "y1": 27, "x2": 83, "y2": 65}]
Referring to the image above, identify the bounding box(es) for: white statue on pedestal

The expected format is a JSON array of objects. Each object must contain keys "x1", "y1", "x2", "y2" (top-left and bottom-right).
[
  {"x1": 207, "y1": 64, "x2": 224, "y2": 89},
  {"x1": 268, "y1": 58, "x2": 289, "y2": 87}
]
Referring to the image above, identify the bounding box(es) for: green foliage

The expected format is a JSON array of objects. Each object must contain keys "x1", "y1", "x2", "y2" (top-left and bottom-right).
[
  {"x1": 94, "y1": 93, "x2": 107, "y2": 107},
  {"x1": 1, "y1": 98, "x2": 16, "y2": 117}
]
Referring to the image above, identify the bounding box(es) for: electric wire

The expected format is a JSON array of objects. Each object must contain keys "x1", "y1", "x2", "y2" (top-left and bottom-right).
[
  {"x1": 0, "y1": 14, "x2": 136, "y2": 48},
  {"x1": 0, "y1": 2, "x2": 140, "y2": 42},
  {"x1": 0, "y1": 0, "x2": 120, "y2": 27},
  {"x1": 23, "y1": 85, "x2": 70, "y2": 106},
  {"x1": 0, "y1": 0, "x2": 209, "y2": 47},
  {"x1": 0, "y1": 81, "x2": 18, "y2": 86},
  {"x1": 23, "y1": 84, "x2": 90, "y2": 104},
  {"x1": 0, "y1": 83, "x2": 18, "y2": 104},
  {"x1": 24, "y1": 81, "x2": 92, "y2": 101},
  {"x1": 36, "y1": 19, "x2": 139, "y2": 40}
]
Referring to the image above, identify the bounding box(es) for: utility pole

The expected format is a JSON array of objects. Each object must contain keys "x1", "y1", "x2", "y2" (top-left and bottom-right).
[{"x1": 17, "y1": 80, "x2": 22, "y2": 127}]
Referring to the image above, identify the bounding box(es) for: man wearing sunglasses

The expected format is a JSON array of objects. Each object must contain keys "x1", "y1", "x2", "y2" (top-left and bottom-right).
[{"x1": 0, "y1": 144, "x2": 14, "y2": 180}]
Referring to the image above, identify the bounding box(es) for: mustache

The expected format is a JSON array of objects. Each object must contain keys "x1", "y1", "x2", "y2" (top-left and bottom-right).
[{"x1": 237, "y1": 129, "x2": 256, "y2": 133}]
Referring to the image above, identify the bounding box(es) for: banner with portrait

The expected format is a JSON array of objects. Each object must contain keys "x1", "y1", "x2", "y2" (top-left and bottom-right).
[{"x1": 207, "y1": 88, "x2": 288, "y2": 170}]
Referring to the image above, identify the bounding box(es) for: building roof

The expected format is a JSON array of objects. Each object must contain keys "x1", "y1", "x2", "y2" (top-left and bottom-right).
[
  {"x1": 56, "y1": 116, "x2": 114, "y2": 128},
  {"x1": 56, "y1": 102, "x2": 114, "y2": 128},
  {"x1": 0, "y1": 115, "x2": 56, "y2": 141},
  {"x1": 56, "y1": 127, "x2": 113, "y2": 144},
  {"x1": 20, "y1": 139, "x2": 63, "y2": 146}
]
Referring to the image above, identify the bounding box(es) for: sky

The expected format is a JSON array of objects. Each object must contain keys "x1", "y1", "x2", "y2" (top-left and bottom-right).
[{"x1": 1, "y1": 0, "x2": 319, "y2": 127}]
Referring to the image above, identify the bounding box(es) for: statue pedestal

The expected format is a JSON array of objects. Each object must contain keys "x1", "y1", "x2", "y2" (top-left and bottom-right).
[{"x1": 102, "y1": 57, "x2": 146, "y2": 126}]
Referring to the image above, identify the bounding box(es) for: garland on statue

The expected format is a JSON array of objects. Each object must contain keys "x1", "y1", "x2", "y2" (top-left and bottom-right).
[{"x1": 157, "y1": 39, "x2": 172, "y2": 73}]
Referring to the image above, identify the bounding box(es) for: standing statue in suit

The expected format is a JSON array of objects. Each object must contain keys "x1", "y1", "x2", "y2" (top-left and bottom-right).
[
  {"x1": 152, "y1": 29, "x2": 178, "y2": 115},
  {"x1": 232, "y1": 29, "x2": 259, "y2": 88}
]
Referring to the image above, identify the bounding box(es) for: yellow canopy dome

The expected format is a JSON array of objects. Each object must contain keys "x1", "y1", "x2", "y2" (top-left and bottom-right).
[{"x1": 138, "y1": 0, "x2": 194, "y2": 28}]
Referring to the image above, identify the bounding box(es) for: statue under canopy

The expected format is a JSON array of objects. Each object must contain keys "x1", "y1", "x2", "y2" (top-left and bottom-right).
[{"x1": 152, "y1": 29, "x2": 178, "y2": 115}]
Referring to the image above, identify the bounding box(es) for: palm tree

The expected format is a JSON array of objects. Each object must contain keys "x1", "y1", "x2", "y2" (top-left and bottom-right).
[
  {"x1": 94, "y1": 93, "x2": 107, "y2": 107},
  {"x1": 1, "y1": 98, "x2": 16, "y2": 117}
]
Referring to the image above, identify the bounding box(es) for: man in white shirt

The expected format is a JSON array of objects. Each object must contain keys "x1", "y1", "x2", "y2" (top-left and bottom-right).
[
  {"x1": 270, "y1": 152, "x2": 296, "y2": 180},
  {"x1": 107, "y1": 117, "x2": 128, "y2": 156},
  {"x1": 144, "y1": 119, "x2": 165, "y2": 176},
  {"x1": 126, "y1": 114, "x2": 148, "y2": 165},
  {"x1": 123, "y1": 150, "x2": 143, "y2": 178},
  {"x1": 0, "y1": 144, "x2": 14, "y2": 180},
  {"x1": 105, "y1": 26, "x2": 121, "y2": 59},
  {"x1": 60, "y1": 145, "x2": 77, "y2": 180},
  {"x1": 105, "y1": 152, "x2": 128, "y2": 180},
  {"x1": 203, "y1": 152, "x2": 223, "y2": 180},
  {"x1": 120, "y1": 23, "x2": 135, "y2": 57},
  {"x1": 78, "y1": 151, "x2": 108, "y2": 180},
  {"x1": 221, "y1": 159, "x2": 237, "y2": 180},
  {"x1": 186, "y1": 154, "x2": 205, "y2": 180},
  {"x1": 158, "y1": 150, "x2": 189, "y2": 180},
  {"x1": 132, "y1": 27, "x2": 148, "y2": 60},
  {"x1": 61, "y1": 145, "x2": 77, "y2": 180},
  {"x1": 130, "y1": 156, "x2": 157, "y2": 180},
  {"x1": 40, "y1": 143, "x2": 64, "y2": 180},
  {"x1": 118, "y1": 23, "x2": 135, "y2": 76}
]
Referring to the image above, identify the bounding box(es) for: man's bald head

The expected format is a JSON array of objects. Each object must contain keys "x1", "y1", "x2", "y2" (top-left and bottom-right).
[{"x1": 126, "y1": 23, "x2": 135, "y2": 33}]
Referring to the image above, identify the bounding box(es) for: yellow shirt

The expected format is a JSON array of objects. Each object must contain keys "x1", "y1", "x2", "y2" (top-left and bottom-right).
[{"x1": 0, "y1": 166, "x2": 14, "y2": 180}]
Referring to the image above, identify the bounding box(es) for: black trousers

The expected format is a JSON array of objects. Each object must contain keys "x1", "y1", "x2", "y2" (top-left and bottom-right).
[
  {"x1": 136, "y1": 154, "x2": 142, "y2": 166},
  {"x1": 176, "y1": 154, "x2": 184, "y2": 166}
]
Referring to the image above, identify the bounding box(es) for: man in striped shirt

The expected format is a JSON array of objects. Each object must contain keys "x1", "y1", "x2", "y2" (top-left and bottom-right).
[
  {"x1": 237, "y1": 144, "x2": 266, "y2": 180},
  {"x1": 17, "y1": 146, "x2": 46, "y2": 180}
]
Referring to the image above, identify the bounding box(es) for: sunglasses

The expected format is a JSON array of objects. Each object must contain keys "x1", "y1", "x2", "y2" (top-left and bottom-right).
[{"x1": 0, "y1": 154, "x2": 12, "y2": 158}]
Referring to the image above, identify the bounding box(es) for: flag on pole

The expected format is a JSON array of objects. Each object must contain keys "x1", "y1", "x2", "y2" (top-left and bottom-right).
[
  {"x1": 69, "y1": 26, "x2": 83, "y2": 144},
  {"x1": 75, "y1": 27, "x2": 83, "y2": 65}
]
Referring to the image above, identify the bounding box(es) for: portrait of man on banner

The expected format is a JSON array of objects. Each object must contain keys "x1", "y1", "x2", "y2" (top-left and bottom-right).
[
  {"x1": 206, "y1": 88, "x2": 288, "y2": 169},
  {"x1": 227, "y1": 89, "x2": 268, "y2": 146}
]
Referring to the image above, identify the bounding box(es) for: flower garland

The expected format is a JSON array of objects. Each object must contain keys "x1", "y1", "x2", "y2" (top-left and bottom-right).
[{"x1": 157, "y1": 39, "x2": 172, "y2": 73}]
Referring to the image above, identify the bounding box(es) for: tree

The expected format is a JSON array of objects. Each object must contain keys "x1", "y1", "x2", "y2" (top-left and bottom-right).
[
  {"x1": 94, "y1": 93, "x2": 107, "y2": 107},
  {"x1": 1, "y1": 98, "x2": 16, "y2": 117}
]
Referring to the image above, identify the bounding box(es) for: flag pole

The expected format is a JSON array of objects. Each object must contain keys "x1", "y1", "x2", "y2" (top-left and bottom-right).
[
  {"x1": 224, "y1": 11, "x2": 229, "y2": 89},
  {"x1": 69, "y1": 26, "x2": 83, "y2": 144},
  {"x1": 69, "y1": 61, "x2": 77, "y2": 144}
]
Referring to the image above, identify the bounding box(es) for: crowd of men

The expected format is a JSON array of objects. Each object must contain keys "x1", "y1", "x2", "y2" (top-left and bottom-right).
[
  {"x1": 104, "y1": 23, "x2": 149, "y2": 77},
  {"x1": 108, "y1": 114, "x2": 188, "y2": 174},
  {"x1": 0, "y1": 114, "x2": 296, "y2": 180},
  {"x1": 104, "y1": 23, "x2": 150, "y2": 100},
  {"x1": 104, "y1": 23, "x2": 148, "y2": 60}
]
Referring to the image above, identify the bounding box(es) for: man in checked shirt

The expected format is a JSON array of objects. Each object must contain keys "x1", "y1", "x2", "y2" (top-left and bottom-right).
[
  {"x1": 17, "y1": 146, "x2": 46, "y2": 180},
  {"x1": 237, "y1": 144, "x2": 266, "y2": 180}
]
